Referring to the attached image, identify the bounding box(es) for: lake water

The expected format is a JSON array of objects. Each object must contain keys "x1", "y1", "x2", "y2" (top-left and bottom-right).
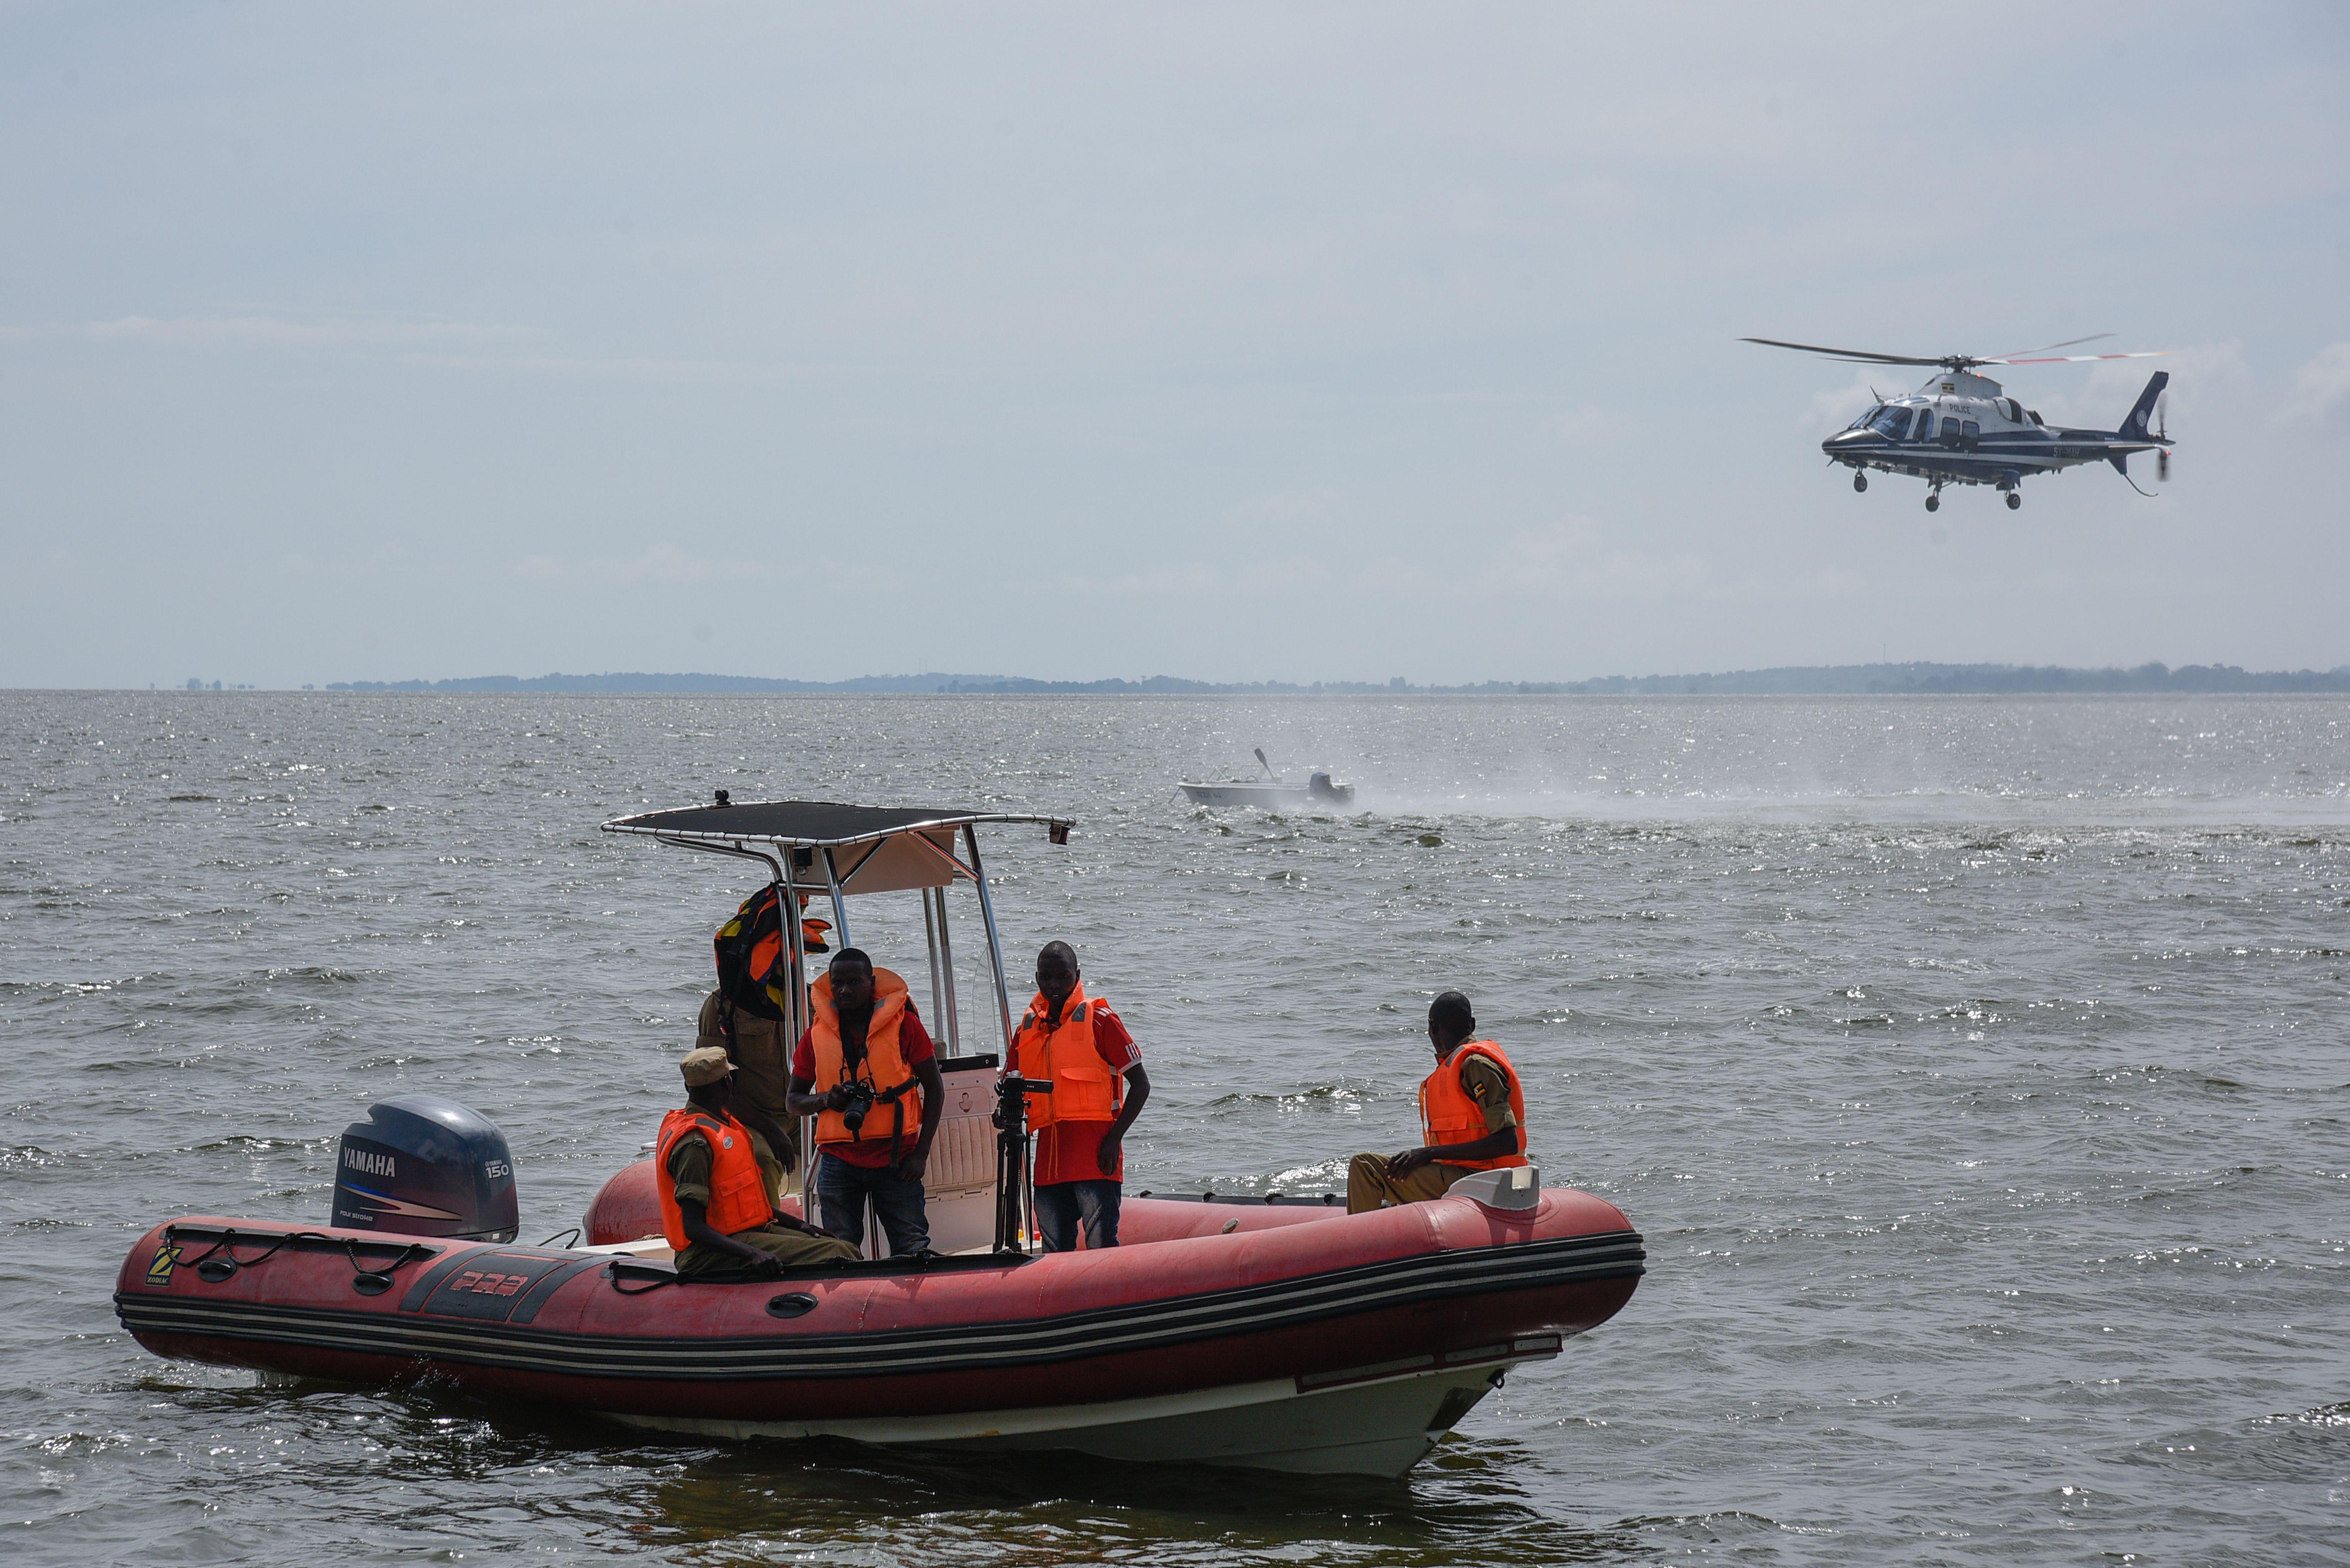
[{"x1": 3, "y1": 692, "x2": 2346, "y2": 1565}]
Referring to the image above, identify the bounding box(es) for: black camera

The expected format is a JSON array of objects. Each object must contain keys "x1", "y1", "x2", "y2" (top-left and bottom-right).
[{"x1": 837, "y1": 1083, "x2": 876, "y2": 1134}]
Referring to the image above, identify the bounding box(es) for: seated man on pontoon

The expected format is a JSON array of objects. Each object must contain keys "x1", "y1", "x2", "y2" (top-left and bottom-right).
[
  {"x1": 657, "y1": 1047, "x2": 860, "y2": 1275},
  {"x1": 786, "y1": 948, "x2": 948, "y2": 1256},
  {"x1": 1346, "y1": 991, "x2": 1528, "y2": 1213}
]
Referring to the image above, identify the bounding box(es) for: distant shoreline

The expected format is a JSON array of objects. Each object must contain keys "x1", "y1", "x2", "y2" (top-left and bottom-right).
[{"x1": 118, "y1": 660, "x2": 2350, "y2": 696}]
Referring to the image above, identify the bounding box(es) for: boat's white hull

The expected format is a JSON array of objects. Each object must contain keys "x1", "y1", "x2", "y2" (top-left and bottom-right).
[
  {"x1": 1178, "y1": 783, "x2": 1354, "y2": 808},
  {"x1": 604, "y1": 1346, "x2": 1543, "y2": 1476}
]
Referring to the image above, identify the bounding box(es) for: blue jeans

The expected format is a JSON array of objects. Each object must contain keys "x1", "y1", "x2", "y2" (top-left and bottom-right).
[
  {"x1": 815, "y1": 1155, "x2": 931, "y2": 1256},
  {"x1": 1035, "y1": 1179, "x2": 1121, "y2": 1252}
]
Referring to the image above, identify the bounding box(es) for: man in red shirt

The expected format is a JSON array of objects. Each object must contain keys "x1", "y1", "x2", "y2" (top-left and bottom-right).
[
  {"x1": 1013, "y1": 941, "x2": 1150, "y2": 1251},
  {"x1": 784, "y1": 948, "x2": 946, "y2": 1256}
]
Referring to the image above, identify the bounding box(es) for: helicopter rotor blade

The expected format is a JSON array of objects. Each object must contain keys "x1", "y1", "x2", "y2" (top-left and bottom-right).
[
  {"x1": 1982, "y1": 350, "x2": 2167, "y2": 365},
  {"x1": 1739, "y1": 337, "x2": 1945, "y2": 367},
  {"x1": 1986, "y1": 332, "x2": 2115, "y2": 360}
]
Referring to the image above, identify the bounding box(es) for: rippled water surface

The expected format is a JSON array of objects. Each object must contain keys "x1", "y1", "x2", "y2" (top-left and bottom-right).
[{"x1": 3, "y1": 692, "x2": 2347, "y2": 1565}]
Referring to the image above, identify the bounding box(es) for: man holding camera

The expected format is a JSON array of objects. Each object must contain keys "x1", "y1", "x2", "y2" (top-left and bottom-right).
[
  {"x1": 786, "y1": 948, "x2": 947, "y2": 1256},
  {"x1": 658, "y1": 1046, "x2": 860, "y2": 1276}
]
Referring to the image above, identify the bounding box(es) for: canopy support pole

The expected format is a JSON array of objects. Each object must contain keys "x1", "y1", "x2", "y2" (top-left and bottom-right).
[
  {"x1": 963, "y1": 825, "x2": 1016, "y2": 1056},
  {"x1": 820, "y1": 849, "x2": 851, "y2": 951},
  {"x1": 962, "y1": 827, "x2": 1034, "y2": 1249},
  {"x1": 921, "y1": 887, "x2": 948, "y2": 1046},
  {"x1": 935, "y1": 885, "x2": 962, "y2": 1056},
  {"x1": 780, "y1": 864, "x2": 813, "y2": 1211}
]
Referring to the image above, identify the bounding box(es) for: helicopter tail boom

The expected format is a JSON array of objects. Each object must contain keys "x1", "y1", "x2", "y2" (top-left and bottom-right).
[{"x1": 2118, "y1": 371, "x2": 2170, "y2": 442}]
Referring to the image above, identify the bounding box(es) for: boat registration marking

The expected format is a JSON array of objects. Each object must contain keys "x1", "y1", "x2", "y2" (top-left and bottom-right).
[{"x1": 416, "y1": 1251, "x2": 582, "y2": 1323}]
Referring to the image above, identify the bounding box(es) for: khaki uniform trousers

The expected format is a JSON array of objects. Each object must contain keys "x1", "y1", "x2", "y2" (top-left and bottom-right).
[
  {"x1": 1346, "y1": 1153, "x2": 1476, "y2": 1214},
  {"x1": 674, "y1": 1225, "x2": 859, "y2": 1276}
]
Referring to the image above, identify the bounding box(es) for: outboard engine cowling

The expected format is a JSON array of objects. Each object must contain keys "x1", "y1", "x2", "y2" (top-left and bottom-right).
[{"x1": 331, "y1": 1094, "x2": 519, "y2": 1242}]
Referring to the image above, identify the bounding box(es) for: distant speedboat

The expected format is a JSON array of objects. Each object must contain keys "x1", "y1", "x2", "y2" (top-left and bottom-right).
[{"x1": 1179, "y1": 748, "x2": 1355, "y2": 809}]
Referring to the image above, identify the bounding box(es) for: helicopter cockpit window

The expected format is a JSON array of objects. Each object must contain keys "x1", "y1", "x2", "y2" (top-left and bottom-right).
[
  {"x1": 1848, "y1": 407, "x2": 1878, "y2": 430},
  {"x1": 1914, "y1": 413, "x2": 1935, "y2": 441},
  {"x1": 1868, "y1": 406, "x2": 1912, "y2": 439}
]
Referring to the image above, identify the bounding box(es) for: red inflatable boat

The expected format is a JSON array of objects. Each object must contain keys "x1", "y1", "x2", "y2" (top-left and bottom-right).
[
  {"x1": 117, "y1": 1172, "x2": 1638, "y2": 1475},
  {"x1": 114, "y1": 800, "x2": 1645, "y2": 1475}
]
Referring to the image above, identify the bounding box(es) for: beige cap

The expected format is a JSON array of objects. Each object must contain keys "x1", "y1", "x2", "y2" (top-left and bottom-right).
[{"x1": 679, "y1": 1045, "x2": 736, "y2": 1088}]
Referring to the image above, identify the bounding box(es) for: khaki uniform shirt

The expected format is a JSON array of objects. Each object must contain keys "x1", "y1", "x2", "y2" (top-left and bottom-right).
[
  {"x1": 697, "y1": 990, "x2": 793, "y2": 1121},
  {"x1": 664, "y1": 1126, "x2": 722, "y2": 1209},
  {"x1": 664, "y1": 1126, "x2": 849, "y2": 1274},
  {"x1": 1457, "y1": 1053, "x2": 1519, "y2": 1137},
  {"x1": 665, "y1": 1105, "x2": 790, "y2": 1208}
]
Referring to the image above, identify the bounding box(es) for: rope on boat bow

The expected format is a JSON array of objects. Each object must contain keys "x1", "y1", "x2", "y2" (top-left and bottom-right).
[
  {"x1": 172, "y1": 1225, "x2": 307, "y2": 1284},
  {"x1": 163, "y1": 1224, "x2": 436, "y2": 1295},
  {"x1": 345, "y1": 1237, "x2": 435, "y2": 1296}
]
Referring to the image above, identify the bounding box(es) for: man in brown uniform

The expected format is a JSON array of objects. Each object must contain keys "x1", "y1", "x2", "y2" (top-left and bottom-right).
[
  {"x1": 1346, "y1": 991, "x2": 1527, "y2": 1213},
  {"x1": 697, "y1": 987, "x2": 799, "y2": 1200},
  {"x1": 661, "y1": 1046, "x2": 858, "y2": 1276}
]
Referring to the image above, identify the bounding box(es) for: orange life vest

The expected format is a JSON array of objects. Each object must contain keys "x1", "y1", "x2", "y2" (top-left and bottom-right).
[
  {"x1": 807, "y1": 967, "x2": 923, "y2": 1148},
  {"x1": 1418, "y1": 1040, "x2": 1529, "y2": 1170},
  {"x1": 655, "y1": 1106, "x2": 772, "y2": 1250},
  {"x1": 1013, "y1": 985, "x2": 1121, "y2": 1129}
]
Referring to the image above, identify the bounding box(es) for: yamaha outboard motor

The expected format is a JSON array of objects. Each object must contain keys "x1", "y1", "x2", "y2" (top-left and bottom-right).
[{"x1": 331, "y1": 1094, "x2": 519, "y2": 1242}]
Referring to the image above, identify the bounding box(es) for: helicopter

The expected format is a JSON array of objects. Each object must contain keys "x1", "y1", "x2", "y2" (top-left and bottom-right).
[{"x1": 1743, "y1": 335, "x2": 2172, "y2": 512}]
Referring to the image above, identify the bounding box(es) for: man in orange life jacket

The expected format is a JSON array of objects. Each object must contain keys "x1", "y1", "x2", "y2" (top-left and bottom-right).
[
  {"x1": 785, "y1": 948, "x2": 947, "y2": 1256},
  {"x1": 1346, "y1": 991, "x2": 1528, "y2": 1214},
  {"x1": 658, "y1": 1046, "x2": 858, "y2": 1276},
  {"x1": 1014, "y1": 941, "x2": 1150, "y2": 1251}
]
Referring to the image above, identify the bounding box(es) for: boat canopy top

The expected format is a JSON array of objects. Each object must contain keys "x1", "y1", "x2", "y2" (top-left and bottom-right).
[{"x1": 601, "y1": 799, "x2": 1073, "y2": 897}]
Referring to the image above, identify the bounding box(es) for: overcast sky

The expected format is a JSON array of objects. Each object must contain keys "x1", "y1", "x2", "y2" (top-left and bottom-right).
[{"x1": 3, "y1": 2, "x2": 2346, "y2": 688}]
